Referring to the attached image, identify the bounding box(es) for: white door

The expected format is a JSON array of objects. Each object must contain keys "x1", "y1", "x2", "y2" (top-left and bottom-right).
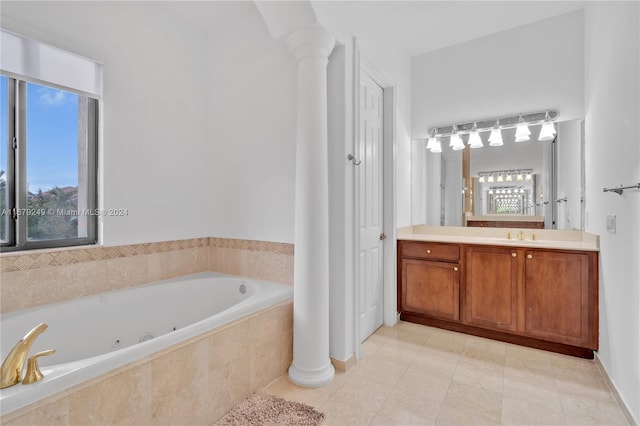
[{"x1": 358, "y1": 70, "x2": 384, "y2": 342}]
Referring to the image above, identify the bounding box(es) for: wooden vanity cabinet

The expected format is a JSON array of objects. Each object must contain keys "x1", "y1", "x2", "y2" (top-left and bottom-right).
[
  {"x1": 464, "y1": 246, "x2": 519, "y2": 333},
  {"x1": 398, "y1": 240, "x2": 599, "y2": 357},
  {"x1": 523, "y1": 250, "x2": 596, "y2": 348},
  {"x1": 398, "y1": 242, "x2": 460, "y2": 321}
]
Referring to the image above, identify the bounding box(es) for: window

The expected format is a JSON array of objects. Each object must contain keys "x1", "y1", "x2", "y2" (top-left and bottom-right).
[{"x1": 0, "y1": 75, "x2": 98, "y2": 251}]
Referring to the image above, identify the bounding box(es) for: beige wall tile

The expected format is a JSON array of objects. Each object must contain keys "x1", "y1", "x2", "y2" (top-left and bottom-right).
[
  {"x1": 0, "y1": 270, "x2": 32, "y2": 314},
  {"x1": 25, "y1": 260, "x2": 107, "y2": 309},
  {"x1": 151, "y1": 338, "x2": 210, "y2": 425},
  {"x1": 106, "y1": 255, "x2": 149, "y2": 291},
  {"x1": 0, "y1": 393, "x2": 69, "y2": 426},
  {"x1": 68, "y1": 363, "x2": 152, "y2": 425}
]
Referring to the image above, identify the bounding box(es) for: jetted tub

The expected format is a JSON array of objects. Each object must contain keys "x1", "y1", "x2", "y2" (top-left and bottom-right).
[{"x1": 0, "y1": 271, "x2": 293, "y2": 416}]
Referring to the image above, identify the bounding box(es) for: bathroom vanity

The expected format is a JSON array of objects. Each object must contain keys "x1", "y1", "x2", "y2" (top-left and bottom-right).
[{"x1": 397, "y1": 226, "x2": 599, "y2": 358}]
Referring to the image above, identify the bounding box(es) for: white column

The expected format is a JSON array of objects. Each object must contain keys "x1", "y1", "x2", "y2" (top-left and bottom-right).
[{"x1": 286, "y1": 24, "x2": 336, "y2": 387}]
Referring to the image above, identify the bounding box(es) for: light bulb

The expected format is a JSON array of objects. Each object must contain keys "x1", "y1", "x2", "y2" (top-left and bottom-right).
[
  {"x1": 538, "y1": 112, "x2": 556, "y2": 141},
  {"x1": 488, "y1": 119, "x2": 503, "y2": 146},
  {"x1": 515, "y1": 115, "x2": 531, "y2": 142},
  {"x1": 489, "y1": 190, "x2": 493, "y2": 194},
  {"x1": 468, "y1": 122, "x2": 483, "y2": 148},
  {"x1": 450, "y1": 126, "x2": 465, "y2": 150},
  {"x1": 426, "y1": 136, "x2": 436, "y2": 150}
]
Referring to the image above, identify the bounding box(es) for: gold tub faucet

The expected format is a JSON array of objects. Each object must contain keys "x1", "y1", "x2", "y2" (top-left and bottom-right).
[{"x1": 1, "y1": 323, "x2": 55, "y2": 388}]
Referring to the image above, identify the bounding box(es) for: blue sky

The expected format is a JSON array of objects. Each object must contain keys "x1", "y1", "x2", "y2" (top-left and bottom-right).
[{"x1": 1, "y1": 75, "x2": 79, "y2": 193}]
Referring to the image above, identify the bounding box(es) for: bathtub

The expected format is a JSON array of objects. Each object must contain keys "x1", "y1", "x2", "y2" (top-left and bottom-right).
[{"x1": 0, "y1": 271, "x2": 293, "y2": 416}]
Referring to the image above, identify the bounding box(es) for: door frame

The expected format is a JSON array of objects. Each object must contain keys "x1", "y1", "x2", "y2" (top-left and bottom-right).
[{"x1": 352, "y1": 39, "x2": 397, "y2": 359}]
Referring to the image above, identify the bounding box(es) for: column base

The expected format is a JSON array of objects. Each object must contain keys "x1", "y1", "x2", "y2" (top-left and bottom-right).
[{"x1": 288, "y1": 362, "x2": 335, "y2": 387}]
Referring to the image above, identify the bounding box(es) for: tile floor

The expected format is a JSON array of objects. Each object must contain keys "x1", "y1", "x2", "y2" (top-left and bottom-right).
[{"x1": 264, "y1": 321, "x2": 630, "y2": 425}]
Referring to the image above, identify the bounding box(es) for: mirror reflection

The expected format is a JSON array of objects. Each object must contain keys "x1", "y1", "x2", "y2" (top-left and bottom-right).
[{"x1": 411, "y1": 119, "x2": 584, "y2": 230}]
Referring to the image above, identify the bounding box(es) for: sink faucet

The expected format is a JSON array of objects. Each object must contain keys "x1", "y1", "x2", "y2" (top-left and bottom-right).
[
  {"x1": 517, "y1": 230, "x2": 525, "y2": 241},
  {"x1": 1, "y1": 323, "x2": 49, "y2": 389}
]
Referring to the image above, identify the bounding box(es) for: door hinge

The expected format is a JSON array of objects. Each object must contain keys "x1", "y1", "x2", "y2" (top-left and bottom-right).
[
  {"x1": 379, "y1": 233, "x2": 387, "y2": 241},
  {"x1": 11, "y1": 137, "x2": 17, "y2": 150},
  {"x1": 11, "y1": 207, "x2": 17, "y2": 220}
]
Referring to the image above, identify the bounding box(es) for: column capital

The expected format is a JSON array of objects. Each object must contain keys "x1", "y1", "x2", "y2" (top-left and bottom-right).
[{"x1": 286, "y1": 23, "x2": 335, "y2": 62}]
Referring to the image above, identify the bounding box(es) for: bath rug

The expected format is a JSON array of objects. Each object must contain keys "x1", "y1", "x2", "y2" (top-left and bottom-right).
[{"x1": 215, "y1": 392, "x2": 325, "y2": 426}]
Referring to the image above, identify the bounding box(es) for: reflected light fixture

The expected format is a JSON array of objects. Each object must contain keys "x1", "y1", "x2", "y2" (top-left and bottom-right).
[
  {"x1": 450, "y1": 125, "x2": 465, "y2": 150},
  {"x1": 538, "y1": 111, "x2": 557, "y2": 141},
  {"x1": 468, "y1": 122, "x2": 483, "y2": 148},
  {"x1": 488, "y1": 119, "x2": 503, "y2": 146},
  {"x1": 515, "y1": 115, "x2": 531, "y2": 142}
]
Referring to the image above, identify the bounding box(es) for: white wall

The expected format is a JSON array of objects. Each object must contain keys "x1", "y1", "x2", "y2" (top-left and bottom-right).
[
  {"x1": 411, "y1": 10, "x2": 585, "y2": 138},
  {"x1": 1, "y1": 1, "x2": 211, "y2": 246},
  {"x1": 207, "y1": 8, "x2": 297, "y2": 243},
  {"x1": 584, "y1": 2, "x2": 640, "y2": 422}
]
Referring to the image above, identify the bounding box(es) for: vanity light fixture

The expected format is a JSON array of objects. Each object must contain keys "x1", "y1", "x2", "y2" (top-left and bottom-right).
[
  {"x1": 538, "y1": 111, "x2": 557, "y2": 141},
  {"x1": 479, "y1": 175, "x2": 485, "y2": 183},
  {"x1": 497, "y1": 174, "x2": 504, "y2": 182},
  {"x1": 426, "y1": 110, "x2": 557, "y2": 152},
  {"x1": 431, "y1": 139, "x2": 442, "y2": 153},
  {"x1": 515, "y1": 115, "x2": 531, "y2": 142},
  {"x1": 506, "y1": 174, "x2": 513, "y2": 182},
  {"x1": 487, "y1": 175, "x2": 495, "y2": 183},
  {"x1": 468, "y1": 122, "x2": 483, "y2": 148},
  {"x1": 526, "y1": 172, "x2": 533, "y2": 181},
  {"x1": 517, "y1": 173, "x2": 524, "y2": 181}
]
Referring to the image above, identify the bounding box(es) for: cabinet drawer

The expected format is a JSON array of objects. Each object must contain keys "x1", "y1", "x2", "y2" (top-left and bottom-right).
[{"x1": 401, "y1": 242, "x2": 460, "y2": 262}]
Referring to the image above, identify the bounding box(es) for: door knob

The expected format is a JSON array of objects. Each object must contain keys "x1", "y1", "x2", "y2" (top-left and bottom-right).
[
  {"x1": 379, "y1": 233, "x2": 387, "y2": 241},
  {"x1": 511, "y1": 253, "x2": 517, "y2": 257},
  {"x1": 453, "y1": 267, "x2": 458, "y2": 271},
  {"x1": 527, "y1": 254, "x2": 533, "y2": 259}
]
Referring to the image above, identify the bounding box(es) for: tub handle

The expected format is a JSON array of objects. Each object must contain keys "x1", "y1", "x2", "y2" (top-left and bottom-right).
[{"x1": 23, "y1": 349, "x2": 56, "y2": 385}]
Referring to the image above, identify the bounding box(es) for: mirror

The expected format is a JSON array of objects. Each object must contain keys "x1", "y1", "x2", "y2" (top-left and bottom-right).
[{"x1": 411, "y1": 119, "x2": 584, "y2": 230}]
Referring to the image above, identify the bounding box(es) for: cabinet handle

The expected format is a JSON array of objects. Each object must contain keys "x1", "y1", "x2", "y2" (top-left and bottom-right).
[
  {"x1": 426, "y1": 249, "x2": 431, "y2": 254},
  {"x1": 453, "y1": 267, "x2": 458, "y2": 271},
  {"x1": 511, "y1": 253, "x2": 517, "y2": 258},
  {"x1": 527, "y1": 254, "x2": 533, "y2": 259}
]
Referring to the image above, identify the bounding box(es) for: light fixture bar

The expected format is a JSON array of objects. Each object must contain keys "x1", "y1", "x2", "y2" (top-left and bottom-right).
[{"x1": 428, "y1": 110, "x2": 558, "y2": 137}]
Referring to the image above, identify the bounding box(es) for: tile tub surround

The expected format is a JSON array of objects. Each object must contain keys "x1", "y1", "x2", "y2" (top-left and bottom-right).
[
  {"x1": 0, "y1": 237, "x2": 294, "y2": 314},
  {"x1": 0, "y1": 300, "x2": 293, "y2": 425}
]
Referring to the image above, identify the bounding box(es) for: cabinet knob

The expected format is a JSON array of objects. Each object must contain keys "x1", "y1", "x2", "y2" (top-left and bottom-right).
[
  {"x1": 527, "y1": 254, "x2": 533, "y2": 259},
  {"x1": 453, "y1": 266, "x2": 458, "y2": 271},
  {"x1": 426, "y1": 249, "x2": 431, "y2": 254},
  {"x1": 511, "y1": 253, "x2": 517, "y2": 258}
]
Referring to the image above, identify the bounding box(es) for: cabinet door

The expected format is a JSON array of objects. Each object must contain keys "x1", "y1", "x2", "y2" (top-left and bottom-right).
[
  {"x1": 464, "y1": 246, "x2": 519, "y2": 332},
  {"x1": 524, "y1": 250, "x2": 591, "y2": 347},
  {"x1": 401, "y1": 258, "x2": 459, "y2": 321}
]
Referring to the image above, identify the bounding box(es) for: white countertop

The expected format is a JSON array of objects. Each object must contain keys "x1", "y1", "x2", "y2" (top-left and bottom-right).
[{"x1": 398, "y1": 226, "x2": 599, "y2": 252}]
